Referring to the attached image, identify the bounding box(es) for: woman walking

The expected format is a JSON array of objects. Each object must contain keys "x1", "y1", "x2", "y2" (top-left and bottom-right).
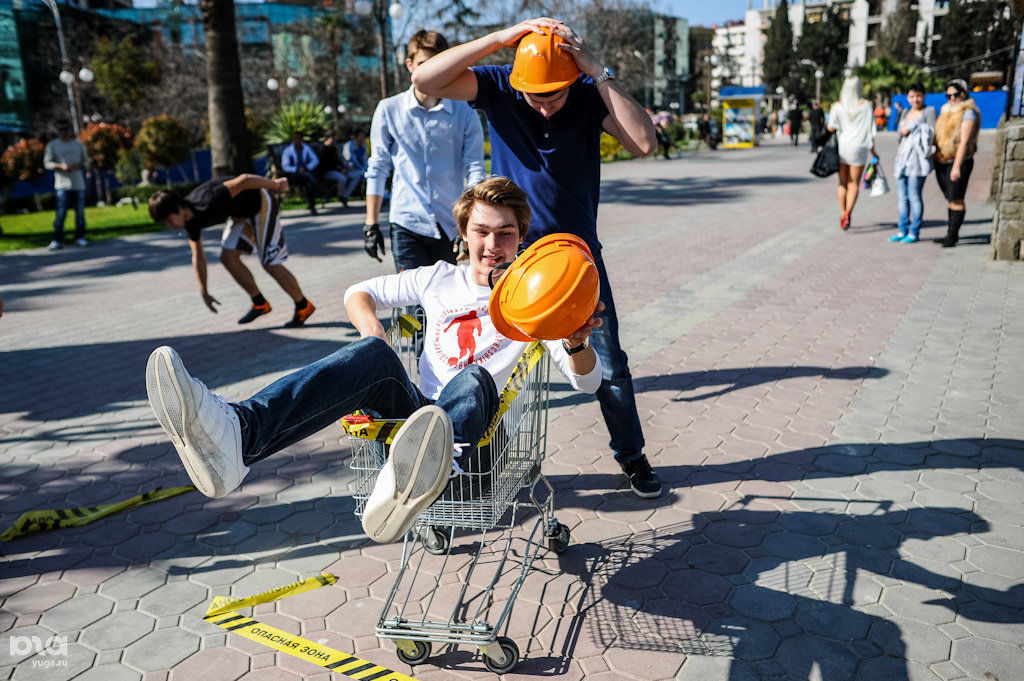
[
  {"x1": 891, "y1": 83, "x2": 937, "y2": 243},
  {"x1": 827, "y1": 77, "x2": 876, "y2": 230},
  {"x1": 934, "y1": 79, "x2": 981, "y2": 247}
]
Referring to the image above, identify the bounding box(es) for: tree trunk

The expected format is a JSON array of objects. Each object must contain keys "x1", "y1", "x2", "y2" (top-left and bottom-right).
[{"x1": 201, "y1": 0, "x2": 251, "y2": 178}]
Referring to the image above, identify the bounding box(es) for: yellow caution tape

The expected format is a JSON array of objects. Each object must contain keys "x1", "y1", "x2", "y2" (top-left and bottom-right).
[
  {"x1": 0, "y1": 486, "x2": 195, "y2": 542},
  {"x1": 341, "y1": 342, "x2": 545, "y2": 449},
  {"x1": 386, "y1": 314, "x2": 423, "y2": 346},
  {"x1": 204, "y1": 574, "x2": 420, "y2": 681}
]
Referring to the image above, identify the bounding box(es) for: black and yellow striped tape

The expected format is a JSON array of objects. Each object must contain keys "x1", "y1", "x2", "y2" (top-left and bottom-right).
[
  {"x1": 0, "y1": 485, "x2": 195, "y2": 542},
  {"x1": 204, "y1": 574, "x2": 419, "y2": 681},
  {"x1": 341, "y1": 342, "x2": 545, "y2": 448}
]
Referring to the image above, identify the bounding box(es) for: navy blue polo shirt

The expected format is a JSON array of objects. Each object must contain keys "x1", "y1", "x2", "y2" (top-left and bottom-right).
[{"x1": 471, "y1": 64, "x2": 609, "y2": 252}]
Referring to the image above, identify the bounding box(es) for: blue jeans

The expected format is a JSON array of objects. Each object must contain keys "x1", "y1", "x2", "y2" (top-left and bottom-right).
[
  {"x1": 54, "y1": 189, "x2": 86, "y2": 242},
  {"x1": 286, "y1": 171, "x2": 319, "y2": 210},
  {"x1": 896, "y1": 175, "x2": 927, "y2": 238},
  {"x1": 390, "y1": 223, "x2": 456, "y2": 272},
  {"x1": 590, "y1": 250, "x2": 645, "y2": 465},
  {"x1": 232, "y1": 337, "x2": 498, "y2": 466}
]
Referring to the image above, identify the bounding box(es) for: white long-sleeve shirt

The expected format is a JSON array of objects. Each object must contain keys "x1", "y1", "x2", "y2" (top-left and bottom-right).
[
  {"x1": 281, "y1": 142, "x2": 319, "y2": 174},
  {"x1": 344, "y1": 262, "x2": 602, "y2": 399},
  {"x1": 365, "y1": 88, "x2": 485, "y2": 240}
]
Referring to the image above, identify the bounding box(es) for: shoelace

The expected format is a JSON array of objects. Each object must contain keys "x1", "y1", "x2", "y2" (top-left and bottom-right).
[{"x1": 450, "y1": 442, "x2": 470, "y2": 478}]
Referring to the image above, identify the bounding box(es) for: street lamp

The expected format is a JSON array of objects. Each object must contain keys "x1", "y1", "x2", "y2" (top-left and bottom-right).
[
  {"x1": 355, "y1": 0, "x2": 404, "y2": 100},
  {"x1": 41, "y1": 0, "x2": 83, "y2": 135},
  {"x1": 632, "y1": 49, "x2": 651, "y2": 109},
  {"x1": 799, "y1": 58, "x2": 823, "y2": 103}
]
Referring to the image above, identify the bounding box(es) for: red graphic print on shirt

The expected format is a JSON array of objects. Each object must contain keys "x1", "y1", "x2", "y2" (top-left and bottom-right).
[{"x1": 445, "y1": 310, "x2": 483, "y2": 366}]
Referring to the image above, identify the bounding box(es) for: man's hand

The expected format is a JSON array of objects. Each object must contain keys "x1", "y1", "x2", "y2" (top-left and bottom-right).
[
  {"x1": 273, "y1": 177, "x2": 290, "y2": 194},
  {"x1": 201, "y1": 291, "x2": 220, "y2": 313},
  {"x1": 363, "y1": 223, "x2": 386, "y2": 262},
  {"x1": 453, "y1": 235, "x2": 469, "y2": 262},
  {"x1": 950, "y1": 164, "x2": 961, "y2": 182},
  {"x1": 562, "y1": 301, "x2": 605, "y2": 348},
  {"x1": 495, "y1": 17, "x2": 563, "y2": 47},
  {"x1": 551, "y1": 24, "x2": 603, "y2": 79}
]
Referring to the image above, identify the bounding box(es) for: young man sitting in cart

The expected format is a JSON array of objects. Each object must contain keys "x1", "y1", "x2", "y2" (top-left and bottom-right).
[{"x1": 146, "y1": 176, "x2": 602, "y2": 544}]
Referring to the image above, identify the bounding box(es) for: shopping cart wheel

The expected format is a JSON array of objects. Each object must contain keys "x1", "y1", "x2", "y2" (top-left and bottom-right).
[
  {"x1": 547, "y1": 523, "x2": 570, "y2": 555},
  {"x1": 483, "y1": 636, "x2": 519, "y2": 674},
  {"x1": 395, "y1": 640, "x2": 431, "y2": 666},
  {"x1": 422, "y1": 527, "x2": 449, "y2": 555}
]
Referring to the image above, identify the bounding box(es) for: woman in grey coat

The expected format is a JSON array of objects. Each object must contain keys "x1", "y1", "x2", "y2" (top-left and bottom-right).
[{"x1": 891, "y1": 83, "x2": 937, "y2": 243}]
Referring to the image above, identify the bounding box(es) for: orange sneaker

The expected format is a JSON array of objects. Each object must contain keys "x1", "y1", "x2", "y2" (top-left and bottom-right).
[
  {"x1": 285, "y1": 300, "x2": 315, "y2": 328},
  {"x1": 238, "y1": 301, "x2": 271, "y2": 324}
]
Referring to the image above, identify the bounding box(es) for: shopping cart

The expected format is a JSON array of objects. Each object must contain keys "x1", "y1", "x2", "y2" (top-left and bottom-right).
[{"x1": 341, "y1": 312, "x2": 570, "y2": 674}]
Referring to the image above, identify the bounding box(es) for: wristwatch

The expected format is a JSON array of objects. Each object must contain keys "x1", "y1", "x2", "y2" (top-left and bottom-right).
[
  {"x1": 593, "y1": 66, "x2": 616, "y2": 86},
  {"x1": 562, "y1": 338, "x2": 589, "y2": 355}
]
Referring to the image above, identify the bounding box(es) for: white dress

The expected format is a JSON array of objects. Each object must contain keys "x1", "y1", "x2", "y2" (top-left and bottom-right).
[{"x1": 828, "y1": 101, "x2": 875, "y2": 167}]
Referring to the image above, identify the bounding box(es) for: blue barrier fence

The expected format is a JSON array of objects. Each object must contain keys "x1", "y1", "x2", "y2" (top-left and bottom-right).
[{"x1": 888, "y1": 90, "x2": 1006, "y2": 130}]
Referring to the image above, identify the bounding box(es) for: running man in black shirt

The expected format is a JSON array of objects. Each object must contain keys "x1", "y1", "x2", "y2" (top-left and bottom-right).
[{"x1": 148, "y1": 174, "x2": 316, "y2": 327}]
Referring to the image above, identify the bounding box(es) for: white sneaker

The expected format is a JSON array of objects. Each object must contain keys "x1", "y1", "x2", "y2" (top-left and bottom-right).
[
  {"x1": 362, "y1": 405, "x2": 453, "y2": 543},
  {"x1": 75, "y1": 238, "x2": 89, "y2": 247},
  {"x1": 47, "y1": 240, "x2": 62, "y2": 251},
  {"x1": 145, "y1": 346, "x2": 247, "y2": 498}
]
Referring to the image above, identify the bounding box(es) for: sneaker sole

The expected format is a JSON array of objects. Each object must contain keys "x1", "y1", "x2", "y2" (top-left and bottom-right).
[
  {"x1": 630, "y1": 483, "x2": 663, "y2": 499},
  {"x1": 284, "y1": 304, "x2": 316, "y2": 328},
  {"x1": 146, "y1": 347, "x2": 221, "y2": 498},
  {"x1": 362, "y1": 405, "x2": 453, "y2": 543}
]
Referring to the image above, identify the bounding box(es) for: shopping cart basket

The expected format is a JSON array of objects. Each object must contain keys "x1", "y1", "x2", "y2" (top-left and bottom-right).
[{"x1": 341, "y1": 312, "x2": 570, "y2": 673}]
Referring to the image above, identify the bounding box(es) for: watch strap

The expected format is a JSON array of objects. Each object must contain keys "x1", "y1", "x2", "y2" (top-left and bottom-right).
[{"x1": 563, "y1": 339, "x2": 588, "y2": 355}]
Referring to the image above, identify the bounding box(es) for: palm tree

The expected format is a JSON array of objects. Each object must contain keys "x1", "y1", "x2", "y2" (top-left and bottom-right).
[{"x1": 200, "y1": 0, "x2": 251, "y2": 177}]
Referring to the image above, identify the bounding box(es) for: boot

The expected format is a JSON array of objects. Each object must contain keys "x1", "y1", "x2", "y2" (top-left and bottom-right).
[{"x1": 942, "y1": 208, "x2": 965, "y2": 248}]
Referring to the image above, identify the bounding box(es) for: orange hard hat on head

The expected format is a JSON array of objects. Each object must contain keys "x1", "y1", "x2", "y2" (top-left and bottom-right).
[
  {"x1": 489, "y1": 233, "x2": 600, "y2": 342},
  {"x1": 509, "y1": 28, "x2": 581, "y2": 94}
]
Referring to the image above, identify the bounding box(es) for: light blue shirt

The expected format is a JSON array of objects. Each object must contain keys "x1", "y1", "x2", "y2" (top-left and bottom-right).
[{"x1": 366, "y1": 87, "x2": 486, "y2": 239}]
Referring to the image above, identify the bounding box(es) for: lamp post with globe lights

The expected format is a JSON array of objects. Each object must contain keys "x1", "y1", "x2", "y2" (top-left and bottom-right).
[
  {"x1": 42, "y1": 0, "x2": 93, "y2": 134},
  {"x1": 799, "y1": 58, "x2": 824, "y2": 103},
  {"x1": 354, "y1": 0, "x2": 404, "y2": 100}
]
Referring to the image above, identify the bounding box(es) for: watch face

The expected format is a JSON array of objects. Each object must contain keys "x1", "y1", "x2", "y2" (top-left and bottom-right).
[{"x1": 606, "y1": 67, "x2": 616, "y2": 79}]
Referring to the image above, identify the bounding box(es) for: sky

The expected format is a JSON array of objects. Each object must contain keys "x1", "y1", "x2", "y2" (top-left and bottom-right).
[{"x1": 654, "y1": 0, "x2": 753, "y2": 27}]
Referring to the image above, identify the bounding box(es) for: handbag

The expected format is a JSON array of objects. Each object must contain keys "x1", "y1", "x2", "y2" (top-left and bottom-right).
[
  {"x1": 870, "y1": 161, "x2": 890, "y2": 197},
  {"x1": 810, "y1": 133, "x2": 839, "y2": 178}
]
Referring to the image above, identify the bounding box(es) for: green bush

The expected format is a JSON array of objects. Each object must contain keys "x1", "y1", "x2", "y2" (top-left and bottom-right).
[
  {"x1": 134, "y1": 115, "x2": 194, "y2": 171},
  {"x1": 264, "y1": 101, "x2": 330, "y2": 145}
]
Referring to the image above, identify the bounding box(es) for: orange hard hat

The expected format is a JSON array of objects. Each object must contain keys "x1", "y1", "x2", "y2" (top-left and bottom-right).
[
  {"x1": 509, "y1": 29, "x2": 581, "y2": 94},
  {"x1": 489, "y1": 233, "x2": 600, "y2": 342}
]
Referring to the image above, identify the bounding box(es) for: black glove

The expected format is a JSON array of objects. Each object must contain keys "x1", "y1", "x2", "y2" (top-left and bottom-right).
[
  {"x1": 453, "y1": 235, "x2": 469, "y2": 262},
  {"x1": 363, "y1": 223, "x2": 385, "y2": 262}
]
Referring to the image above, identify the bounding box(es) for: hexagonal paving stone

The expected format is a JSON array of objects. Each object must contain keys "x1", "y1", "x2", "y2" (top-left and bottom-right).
[
  {"x1": 950, "y1": 636, "x2": 1024, "y2": 681},
  {"x1": 277, "y1": 510, "x2": 337, "y2": 538},
  {"x1": 705, "y1": 615, "x2": 781, "y2": 661},
  {"x1": 880, "y1": 585, "x2": 955, "y2": 625},
  {"x1": 661, "y1": 569, "x2": 732, "y2": 606},
  {"x1": 80, "y1": 610, "x2": 155, "y2": 650},
  {"x1": 727, "y1": 585, "x2": 796, "y2": 621},
  {"x1": 99, "y1": 566, "x2": 167, "y2": 600},
  {"x1": 702, "y1": 520, "x2": 765, "y2": 548},
  {"x1": 121, "y1": 628, "x2": 200, "y2": 672},
  {"x1": 39, "y1": 593, "x2": 114, "y2": 633},
  {"x1": 136, "y1": 580, "x2": 209, "y2": 618},
  {"x1": 966, "y1": 544, "x2": 1024, "y2": 580},
  {"x1": 73, "y1": 664, "x2": 142, "y2": 681},
  {"x1": 684, "y1": 544, "x2": 749, "y2": 575},
  {"x1": 776, "y1": 511, "x2": 838, "y2": 537},
  {"x1": 761, "y1": 531, "x2": 827, "y2": 561},
  {"x1": 2, "y1": 580, "x2": 75, "y2": 616},
  {"x1": 776, "y1": 633, "x2": 859, "y2": 680},
  {"x1": 169, "y1": 647, "x2": 251, "y2": 681},
  {"x1": 794, "y1": 598, "x2": 871, "y2": 641},
  {"x1": 10, "y1": 642, "x2": 95, "y2": 681},
  {"x1": 836, "y1": 518, "x2": 900, "y2": 549}
]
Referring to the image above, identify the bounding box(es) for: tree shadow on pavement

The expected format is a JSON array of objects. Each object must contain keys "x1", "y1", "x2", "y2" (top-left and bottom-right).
[{"x1": 548, "y1": 364, "x2": 886, "y2": 410}]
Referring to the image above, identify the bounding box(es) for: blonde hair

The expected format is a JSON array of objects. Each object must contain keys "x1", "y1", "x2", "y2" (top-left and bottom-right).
[
  {"x1": 453, "y1": 177, "x2": 532, "y2": 239},
  {"x1": 839, "y1": 76, "x2": 862, "y2": 110}
]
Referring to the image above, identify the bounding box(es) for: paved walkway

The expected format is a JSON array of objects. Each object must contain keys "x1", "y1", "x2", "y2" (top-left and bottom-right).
[{"x1": 2, "y1": 132, "x2": 1021, "y2": 681}]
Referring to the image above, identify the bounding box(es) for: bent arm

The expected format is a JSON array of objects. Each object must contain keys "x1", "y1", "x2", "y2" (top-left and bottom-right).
[
  {"x1": 413, "y1": 18, "x2": 562, "y2": 101},
  {"x1": 344, "y1": 291, "x2": 386, "y2": 339},
  {"x1": 600, "y1": 81, "x2": 657, "y2": 157},
  {"x1": 223, "y1": 174, "x2": 285, "y2": 196}
]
